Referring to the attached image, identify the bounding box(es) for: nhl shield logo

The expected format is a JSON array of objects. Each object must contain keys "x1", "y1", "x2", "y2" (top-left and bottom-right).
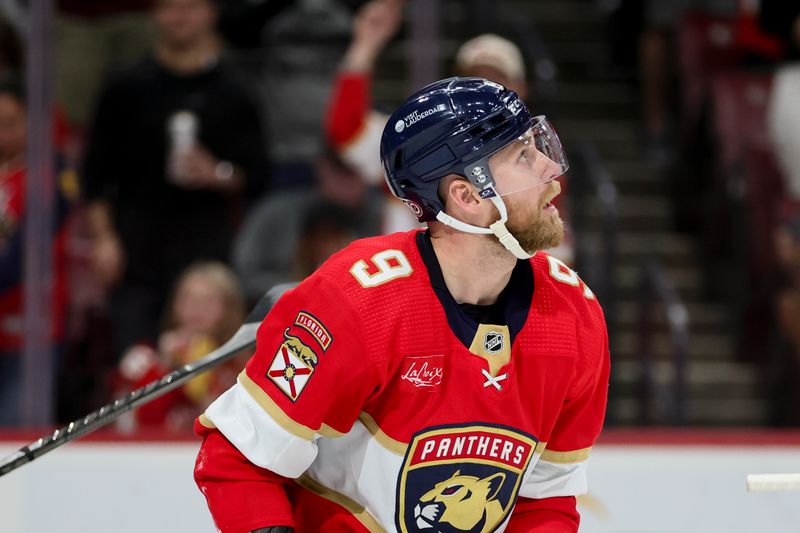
[
  {"x1": 483, "y1": 331, "x2": 504, "y2": 354},
  {"x1": 396, "y1": 424, "x2": 537, "y2": 533}
]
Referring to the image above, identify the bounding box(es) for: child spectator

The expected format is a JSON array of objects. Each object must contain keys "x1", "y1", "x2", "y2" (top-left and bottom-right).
[{"x1": 114, "y1": 261, "x2": 246, "y2": 432}]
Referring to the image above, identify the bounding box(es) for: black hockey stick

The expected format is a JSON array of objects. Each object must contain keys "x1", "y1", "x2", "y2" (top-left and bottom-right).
[{"x1": 0, "y1": 283, "x2": 296, "y2": 478}]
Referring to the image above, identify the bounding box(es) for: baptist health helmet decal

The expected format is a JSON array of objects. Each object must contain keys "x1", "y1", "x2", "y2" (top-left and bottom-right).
[{"x1": 396, "y1": 424, "x2": 537, "y2": 533}]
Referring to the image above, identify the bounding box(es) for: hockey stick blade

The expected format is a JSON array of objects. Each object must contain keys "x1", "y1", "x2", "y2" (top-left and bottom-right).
[{"x1": 0, "y1": 282, "x2": 296, "y2": 478}]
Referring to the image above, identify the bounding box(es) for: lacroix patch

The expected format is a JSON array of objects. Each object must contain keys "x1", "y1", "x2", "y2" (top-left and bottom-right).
[{"x1": 400, "y1": 355, "x2": 445, "y2": 392}]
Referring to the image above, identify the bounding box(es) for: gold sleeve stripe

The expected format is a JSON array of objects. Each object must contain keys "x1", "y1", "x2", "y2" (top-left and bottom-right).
[
  {"x1": 295, "y1": 475, "x2": 386, "y2": 533},
  {"x1": 238, "y1": 371, "x2": 344, "y2": 441},
  {"x1": 359, "y1": 412, "x2": 408, "y2": 456},
  {"x1": 318, "y1": 424, "x2": 343, "y2": 438},
  {"x1": 534, "y1": 440, "x2": 548, "y2": 456},
  {"x1": 198, "y1": 413, "x2": 216, "y2": 429},
  {"x1": 541, "y1": 446, "x2": 592, "y2": 464}
]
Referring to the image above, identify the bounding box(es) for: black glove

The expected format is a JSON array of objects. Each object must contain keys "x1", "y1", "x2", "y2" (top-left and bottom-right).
[{"x1": 250, "y1": 528, "x2": 294, "y2": 533}]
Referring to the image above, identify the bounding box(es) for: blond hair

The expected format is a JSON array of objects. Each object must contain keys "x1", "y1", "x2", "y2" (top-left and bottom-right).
[{"x1": 164, "y1": 261, "x2": 246, "y2": 343}]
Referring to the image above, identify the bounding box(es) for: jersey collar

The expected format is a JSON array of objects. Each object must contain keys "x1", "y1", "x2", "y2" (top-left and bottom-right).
[{"x1": 415, "y1": 230, "x2": 533, "y2": 349}]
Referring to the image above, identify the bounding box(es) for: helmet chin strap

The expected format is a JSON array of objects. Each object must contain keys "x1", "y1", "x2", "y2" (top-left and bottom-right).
[
  {"x1": 487, "y1": 196, "x2": 534, "y2": 260},
  {"x1": 434, "y1": 195, "x2": 533, "y2": 260}
]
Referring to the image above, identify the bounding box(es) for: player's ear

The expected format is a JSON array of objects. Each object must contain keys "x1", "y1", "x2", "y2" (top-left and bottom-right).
[{"x1": 441, "y1": 175, "x2": 481, "y2": 214}]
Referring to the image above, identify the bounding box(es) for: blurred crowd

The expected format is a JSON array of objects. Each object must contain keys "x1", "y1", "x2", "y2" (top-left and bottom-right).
[
  {"x1": 0, "y1": 0, "x2": 558, "y2": 431},
  {"x1": 1, "y1": 0, "x2": 800, "y2": 429},
  {"x1": 606, "y1": 0, "x2": 800, "y2": 424},
  {"x1": 600, "y1": 0, "x2": 800, "y2": 424}
]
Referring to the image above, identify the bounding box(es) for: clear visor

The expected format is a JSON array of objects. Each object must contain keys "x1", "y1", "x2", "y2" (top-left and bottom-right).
[{"x1": 485, "y1": 116, "x2": 569, "y2": 196}]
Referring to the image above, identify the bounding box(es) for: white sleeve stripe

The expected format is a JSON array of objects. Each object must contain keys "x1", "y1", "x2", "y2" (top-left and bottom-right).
[
  {"x1": 204, "y1": 382, "x2": 317, "y2": 479},
  {"x1": 519, "y1": 459, "x2": 588, "y2": 499},
  {"x1": 238, "y1": 371, "x2": 344, "y2": 440},
  {"x1": 358, "y1": 412, "x2": 407, "y2": 456}
]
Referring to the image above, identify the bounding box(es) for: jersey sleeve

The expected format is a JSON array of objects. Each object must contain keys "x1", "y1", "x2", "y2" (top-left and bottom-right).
[
  {"x1": 202, "y1": 273, "x2": 381, "y2": 479},
  {"x1": 325, "y1": 70, "x2": 371, "y2": 148},
  {"x1": 520, "y1": 310, "x2": 610, "y2": 500},
  {"x1": 505, "y1": 496, "x2": 579, "y2": 533},
  {"x1": 324, "y1": 70, "x2": 387, "y2": 185},
  {"x1": 194, "y1": 420, "x2": 295, "y2": 533}
]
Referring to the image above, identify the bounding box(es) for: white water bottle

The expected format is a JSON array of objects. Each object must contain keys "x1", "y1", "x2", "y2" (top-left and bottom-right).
[{"x1": 166, "y1": 111, "x2": 198, "y2": 184}]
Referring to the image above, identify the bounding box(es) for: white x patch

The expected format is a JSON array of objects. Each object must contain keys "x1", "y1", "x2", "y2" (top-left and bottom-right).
[{"x1": 482, "y1": 369, "x2": 508, "y2": 390}]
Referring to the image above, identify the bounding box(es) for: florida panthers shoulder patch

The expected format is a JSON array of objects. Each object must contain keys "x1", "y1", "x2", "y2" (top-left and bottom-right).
[{"x1": 266, "y1": 311, "x2": 332, "y2": 402}]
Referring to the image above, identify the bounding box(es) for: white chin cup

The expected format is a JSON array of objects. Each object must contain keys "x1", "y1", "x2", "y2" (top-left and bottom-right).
[{"x1": 434, "y1": 196, "x2": 533, "y2": 260}]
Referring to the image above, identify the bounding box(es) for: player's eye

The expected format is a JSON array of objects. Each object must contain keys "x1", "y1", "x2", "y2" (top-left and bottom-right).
[{"x1": 518, "y1": 149, "x2": 530, "y2": 164}]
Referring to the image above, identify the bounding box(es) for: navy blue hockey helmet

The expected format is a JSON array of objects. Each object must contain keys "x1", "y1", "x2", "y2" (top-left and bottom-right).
[{"x1": 380, "y1": 77, "x2": 568, "y2": 224}]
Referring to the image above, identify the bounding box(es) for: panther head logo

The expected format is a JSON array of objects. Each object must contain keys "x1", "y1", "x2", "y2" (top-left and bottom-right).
[
  {"x1": 282, "y1": 328, "x2": 318, "y2": 369},
  {"x1": 413, "y1": 470, "x2": 506, "y2": 532},
  {"x1": 396, "y1": 425, "x2": 537, "y2": 533}
]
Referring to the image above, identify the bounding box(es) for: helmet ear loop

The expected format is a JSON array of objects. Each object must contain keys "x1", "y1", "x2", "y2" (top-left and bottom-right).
[
  {"x1": 434, "y1": 176, "x2": 494, "y2": 235},
  {"x1": 433, "y1": 162, "x2": 534, "y2": 262},
  {"x1": 433, "y1": 187, "x2": 533, "y2": 259}
]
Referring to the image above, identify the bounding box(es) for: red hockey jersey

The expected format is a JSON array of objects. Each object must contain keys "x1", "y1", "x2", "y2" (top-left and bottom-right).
[{"x1": 195, "y1": 230, "x2": 609, "y2": 533}]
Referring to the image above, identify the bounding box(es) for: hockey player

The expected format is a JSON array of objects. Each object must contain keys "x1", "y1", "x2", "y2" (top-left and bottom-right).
[{"x1": 194, "y1": 77, "x2": 610, "y2": 533}]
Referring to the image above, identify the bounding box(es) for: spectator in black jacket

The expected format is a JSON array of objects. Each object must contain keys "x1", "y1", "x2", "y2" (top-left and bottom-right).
[{"x1": 83, "y1": 0, "x2": 268, "y2": 357}]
